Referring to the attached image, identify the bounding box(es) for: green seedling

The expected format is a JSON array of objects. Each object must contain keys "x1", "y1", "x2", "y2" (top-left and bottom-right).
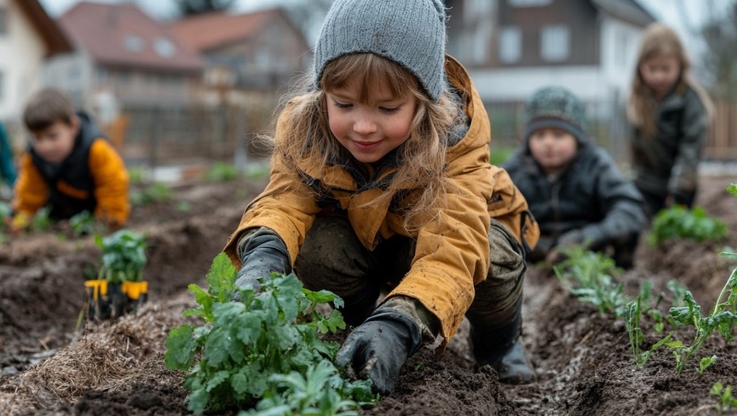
[
  {"x1": 711, "y1": 381, "x2": 737, "y2": 415},
  {"x1": 69, "y1": 211, "x2": 105, "y2": 237},
  {"x1": 665, "y1": 253, "x2": 737, "y2": 374},
  {"x1": 647, "y1": 205, "x2": 727, "y2": 246},
  {"x1": 176, "y1": 201, "x2": 191, "y2": 212},
  {"x1": 130, "y1": 182, "x2": 173, "y2": 206},
  {"x1": 698, "y1": 355, "x2": 718, "y2": 374},
  {"x1": 554, "y1": 247, "x2": 627, "y2": 317},
  {"x1": 128, "y1": 167, "x2": 147, "y2": 184},
  {"x1": 624, "y1": 294, "x2": 673, "y2": 368},
  {"x1": 165, "y1": 254, "x2": 377, "y2": 415},
  {"x1": 95, "y1": 230, "x2": 147, "y2": 283},
  {"x1": 204, "y1": 162, "x2": 240, "y2": 182},
  {"x1": 30, "y1": 206, "x2": 52, "y2": 232}
]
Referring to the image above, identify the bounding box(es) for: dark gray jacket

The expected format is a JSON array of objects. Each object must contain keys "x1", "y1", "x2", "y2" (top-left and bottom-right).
[
  {"x1": 502, "y1": 143, "x2": 645, "y2": 250},
  {"x1": 631, "y1": 82, "x2": 708, "y2": 197}
]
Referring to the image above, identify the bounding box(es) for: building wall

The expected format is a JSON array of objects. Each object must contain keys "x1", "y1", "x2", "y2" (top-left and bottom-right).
[
  {"x1": 468, "y1": 65, "x2": 605, "y2": 102},
  {"x1": 599, "y1": 15, "x2": 643, "y2": 104},
  {"x1": 42, "y1": 51, "x2": 94, "y2": 107},
  {"x1": 0, "y1": 0, "x2": 47, "y2": 120}
]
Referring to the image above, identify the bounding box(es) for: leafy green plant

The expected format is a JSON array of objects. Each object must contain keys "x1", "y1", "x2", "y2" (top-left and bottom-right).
[
  {"x1": 554, "y1": 247, "x2": 627, "y2": 316},
  {"x1": 128, "y1": 167, "x2": 148, "y2": 184},
  {"x1": 647, "y1": 205, "x2": 727, "y2": 246},
  {"x1": 69, "y1": 211, "x2": 105, "y2": 237},
  {"x1": 30, "y1": 206, "x2": 52, "y2": 232},
  {"x1": 130, "y1": 182, "x2": 173, "y2": 206},
  {"x1": 712, "y1": 381, "x2": 737, "y2": 415},
  {"x1": 176, "y1": 201, "x2": 191, "y2": 212},
  {"x1": 624, "y1": 294, "x2": 674, "y2": 368},
  {"x1": 204, "y1": 162, "x2": 240, "y2": 182},
  {"x1": 165, "y1": 254, "x2": 377, "y2": 415},
  {"x1": 94, "y1": 230, "x2": 147, "y2": 283},
  {"x1": 664, "y1": 252, "x2": 737, "y2": 374}
]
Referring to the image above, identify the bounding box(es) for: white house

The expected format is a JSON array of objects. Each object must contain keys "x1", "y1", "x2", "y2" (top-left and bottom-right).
[
  {"x1": 445, "y1": 0, "x2": 655, "y2": 105},
  {"x1": 0, "y1": 0, "x2": 71, "y2": 121}
]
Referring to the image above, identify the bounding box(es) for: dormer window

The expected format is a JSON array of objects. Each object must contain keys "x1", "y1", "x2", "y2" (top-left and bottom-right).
[
  {"x1": 124, "y1": 35, "x2": 144, "y2": 52},
  {"x1": 154, "y1": 37, "x2": 176, "y2": 58}
]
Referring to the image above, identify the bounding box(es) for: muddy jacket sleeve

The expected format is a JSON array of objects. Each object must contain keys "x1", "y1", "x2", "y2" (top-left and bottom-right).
[
  {"x1": 12, "y1": 153, "x2": 48, "y2": 217},
  {"x1": 578, "y1": 148, "x2": 646, "y2": 247},
  {"x1": 668, "y1": 93, "x2": 707, "y2": 196},
  {"x1": 0, "y1": 125, "x2": 17, "y2": 186},
  {"x1": 223, "y1": 105, "x2": 322, "y2": 268},
  {"x1": 88, "y1": 139, "x2": 130, "y2": 228}
]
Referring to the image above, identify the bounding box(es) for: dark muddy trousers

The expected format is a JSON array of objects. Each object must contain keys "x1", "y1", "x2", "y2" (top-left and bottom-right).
[{"x1": 294, "y1": 216, "x2": 526, "y2": 355}]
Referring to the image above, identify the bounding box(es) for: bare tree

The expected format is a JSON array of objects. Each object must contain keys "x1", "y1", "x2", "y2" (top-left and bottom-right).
[{"x1": 700, "y1": 1, "x2": 737, "y2": 101}]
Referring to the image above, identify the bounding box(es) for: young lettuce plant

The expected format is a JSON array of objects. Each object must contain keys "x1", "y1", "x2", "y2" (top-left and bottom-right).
[
  {"x1": 554, "y1": 247, "x2": 628, "y2": 317},
  {"x1": 647, "y1": 205, "x2": 727, "y2": 246},
  {"x1": 165, "y1": 253, "x2": 377, "y2": 415},
  {"x1": 95, "y1": 230, "x2": 147, "y2": 283},
  {"x1": 665, "y1": 253, "x2": 737, "y2": 374}
]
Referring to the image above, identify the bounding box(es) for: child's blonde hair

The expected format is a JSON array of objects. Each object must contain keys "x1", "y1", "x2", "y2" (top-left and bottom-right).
[
  {"x1": 267, "y1": 53, "x2": 460, "y2": 230},
  {"x1": 627, "y1": 23, "x2": 714, "y2": 138}
]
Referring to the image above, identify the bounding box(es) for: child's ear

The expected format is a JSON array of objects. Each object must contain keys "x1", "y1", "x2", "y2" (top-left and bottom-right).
[{"x1": 71, "y1": 115, "x2": 81, "y2": 134}]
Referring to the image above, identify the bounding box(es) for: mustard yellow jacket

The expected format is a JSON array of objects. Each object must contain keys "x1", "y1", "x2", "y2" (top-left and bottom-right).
[{"x1": 225, "y1": 57, "x2": 539, "y2": 343}]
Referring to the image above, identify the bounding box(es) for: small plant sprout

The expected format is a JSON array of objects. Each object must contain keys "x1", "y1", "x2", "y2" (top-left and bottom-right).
[
  {"x1": 711, "y1": 381, "x2": 737, "y2": 415},
  {"x1": 69, "y1": 211, "x2": 104, "y2": 237},
  {"x1": 698, "y1": 355, "x2": 718, "y2": 374},
  {"x1": 665, "y1": 253, "x2": 737, "y2": 374},
  {"x1": 130, "y1": 182, "x2": 174, "y2": 206},
  {"x1": 30, "y1": 206, "x2": 52, "y2": 232},
  {"x1": 204, "y1": 161, "x2": 240, "y2": 182},
  {"x1": 554, "y1": 247, "x2": 627, "y2": 317},
  {"x1": 624, "y1": 295, "x2": 673, "y2": 368}
]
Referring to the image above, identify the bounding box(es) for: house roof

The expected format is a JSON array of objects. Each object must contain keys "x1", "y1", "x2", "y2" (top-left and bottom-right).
[
  {"x1": 59, "y1": 2, "x2": 204, "y2": 73},
  {"x1": 170, "y1": 8, "x2": 307, "y2": 52},
  {"x1": 16, "y1": 0, "x2": 73, "y2": 56},
  {"x1": 592, "y1": 0, "x2": 656, "y2": 27}
]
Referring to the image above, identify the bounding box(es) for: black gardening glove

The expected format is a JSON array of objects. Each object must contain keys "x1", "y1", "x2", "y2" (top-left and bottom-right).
[
  {"x1": 235, "y1": 228, "x2": 290, "y2": 292},
  {"x1": 336, "y1": 307, "x2": 422, "y2": 395}
]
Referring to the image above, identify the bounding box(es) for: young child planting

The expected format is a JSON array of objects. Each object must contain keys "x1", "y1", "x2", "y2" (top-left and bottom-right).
[
  {"x1": 628, "y1": 23, "x2": 714, "y2": 217},
  {"x1": 503, "y1": 87, "x2": 646, "y2": 269},
  {"x1": 224, "y1": 0, "x2": 540, "y2": 393},
  {"x1": 11, "y1": 88, "x2": 129, "y2": 230}
]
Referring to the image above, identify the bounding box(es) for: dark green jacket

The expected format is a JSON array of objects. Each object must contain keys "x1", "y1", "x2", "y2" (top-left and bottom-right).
[
  {"x1": 502, "y1": 143, "x2": 645, "y2": 250},
  {"x1": 631, "y1": 82, "x2": 708, "y2": 198}
]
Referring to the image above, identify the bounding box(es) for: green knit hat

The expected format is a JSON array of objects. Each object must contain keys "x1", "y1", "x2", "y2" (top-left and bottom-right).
[{"x1": 523, "y1": 87, "x2": 587, "y2": 143}]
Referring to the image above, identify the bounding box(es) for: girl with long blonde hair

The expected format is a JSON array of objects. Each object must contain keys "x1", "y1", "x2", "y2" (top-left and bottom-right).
[
  {"x1": 628, "y1": 23, "x2": 714, "y2": 216},
  {"x1": 222, "y1": 0, "x2": 540, "y2": 393}
]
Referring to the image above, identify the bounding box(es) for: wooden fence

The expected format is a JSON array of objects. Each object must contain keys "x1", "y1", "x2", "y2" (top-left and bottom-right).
[{"x1": 704, "y1": 101, "x2": 737, "y2": 161}]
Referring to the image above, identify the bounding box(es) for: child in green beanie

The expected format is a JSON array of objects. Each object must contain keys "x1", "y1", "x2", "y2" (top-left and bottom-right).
[{"x1": 503, "y1": 87, "x2": 646, "y2": 268}]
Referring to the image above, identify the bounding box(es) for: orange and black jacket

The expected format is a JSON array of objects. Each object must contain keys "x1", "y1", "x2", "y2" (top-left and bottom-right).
[{"x1": 13, "y1": 113, "x2": 129, "y2": 227}]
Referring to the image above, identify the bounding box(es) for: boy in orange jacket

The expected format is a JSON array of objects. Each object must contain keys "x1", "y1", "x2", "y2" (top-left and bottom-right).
[{"x1": 12, "y1": 88, "x2": 129, "y2": 230}]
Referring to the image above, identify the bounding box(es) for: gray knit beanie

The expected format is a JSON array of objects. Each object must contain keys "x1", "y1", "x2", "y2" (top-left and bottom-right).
[
  {"x1": 313, "y1": 0, "x2": 447, "y2": 102},
  {"x1": 523, "y1": 86, "x2": 588, "y2": 144}
]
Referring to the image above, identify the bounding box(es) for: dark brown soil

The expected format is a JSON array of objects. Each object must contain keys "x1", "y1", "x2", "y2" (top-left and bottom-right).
[{"x1": 1, "y1": 175, "x2": 737, "y2": 416}]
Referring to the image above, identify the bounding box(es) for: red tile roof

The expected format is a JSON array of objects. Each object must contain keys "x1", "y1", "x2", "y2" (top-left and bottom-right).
[
  {"x1": 170, "y1": 8, "x2": 294, "y2": 52},
  {"x1": 59, "y1": 2, "x2": 204, "y2": 73}
]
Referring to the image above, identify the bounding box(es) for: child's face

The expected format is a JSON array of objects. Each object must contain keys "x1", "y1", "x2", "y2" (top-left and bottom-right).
[
  {"x1": 31, "y1": 118, "x2": 79, "y2": 164},
  {"x1": 325, "y1": 76, "x2": 417, "y2": 164},
  {"x1": 528, "y1": 128, "x2": 578, "y2": 172},
  {"x1": 639, "y1": 55, "x2": 681, "y2": 98}
]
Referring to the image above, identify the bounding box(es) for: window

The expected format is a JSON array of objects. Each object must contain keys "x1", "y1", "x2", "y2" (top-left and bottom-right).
[
  {"x1": 153, "y1": 37, "x2": 176, "y2": 58},
  {"x1": 0, "y1": 8, "x2": 7, "y2": 35},
  {"x1": 124, "y1": 35, "x2": 144, "y2": 52},
  {"x1": 508, "y1": 0, "x2": 552, "y2": 6},
  {"x1": 465, "y1": 0, "x2": 495, "y2": 21},
  {"x1": 541, "y1": 25, "x2": 569, "y2": 62},
  {"x1": 499, "y1": 27, "x2": 522, "y2": 63},
  {"x1": 472, "y1": 22, "x2": 493, "y2": 64}
]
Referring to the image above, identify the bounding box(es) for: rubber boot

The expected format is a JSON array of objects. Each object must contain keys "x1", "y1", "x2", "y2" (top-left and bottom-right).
[{"x1": 470, "y1": 311, "x2": 535, "y2": 384}]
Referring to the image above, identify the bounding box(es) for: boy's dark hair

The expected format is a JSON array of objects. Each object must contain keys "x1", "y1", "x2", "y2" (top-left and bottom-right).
[{"x1": 23, "y1": 88, "x2": 76, "y2": 132}]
